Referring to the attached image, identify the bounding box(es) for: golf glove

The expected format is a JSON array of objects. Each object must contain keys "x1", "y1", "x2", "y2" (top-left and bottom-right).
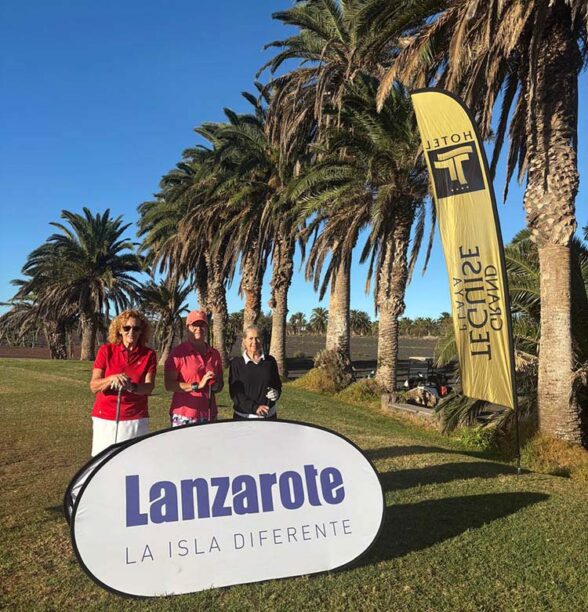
[{"x1": 266, "y1": 387, "x2": 279, "y2": 402}]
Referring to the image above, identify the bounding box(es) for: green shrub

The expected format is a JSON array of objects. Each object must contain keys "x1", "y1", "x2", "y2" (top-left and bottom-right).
[
  {"x1": 521, "y1": 434, "x2": 588, "y2": 481},
  {"x1": 452, "y1": 425, "x2": 496, "y2": 451},
  {"x1": 335, "y1": 379, "x2": 384, "y2": 404},
  {"x1": 289, "y1": 367, "x2": 339, "y2": 394}
]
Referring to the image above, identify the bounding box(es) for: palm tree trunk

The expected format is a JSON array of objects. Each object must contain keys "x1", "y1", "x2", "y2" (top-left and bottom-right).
[
  {"x1": 45, "y1": 319, "x2": 68, "y2": 360},
  {"x1": 536, "y1": 245, "x2": 582, "y2": 442},
  {"x1": 206, "y1": 252, "x2": 230, "y2": 368},
  {"x1": 195, "y1": 258, "x2": 209, "y2": 311},
  {"x1": 241, "y1": 246, "x2": 265, "y2": 330},
  {"x1": 80, "y1": 314, "x2": 96, "y2": 361},
  {"x1": 269, "y1": 237, "x2": 295, "y2": 378},
  {"x1": 376, "y1": 212, "x2": 412, "y2": 393},
  {"x1": 158, "y1": 330, "x2": 175, "y2": 366},
  {"x1": 326, "y1": 254, "x2": 351, "y2": 359},
  {"x1": 523, "y1": 8, "x2": 583, "y2": 443}
]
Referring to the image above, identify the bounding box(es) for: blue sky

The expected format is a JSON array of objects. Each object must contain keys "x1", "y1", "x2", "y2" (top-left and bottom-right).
[{"x1": 1, "y1": 0, "x2": 587, "y2": 321}]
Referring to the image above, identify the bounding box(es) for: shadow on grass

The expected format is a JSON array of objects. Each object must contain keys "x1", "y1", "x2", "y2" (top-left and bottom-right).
[
  {"x1": 365, "y1": 492, "x2": 549, "y2": 564},
  {"x1": 380, "y1": 460, "x2": 522, "y2": 491},
  {"x1": 365, "y1": 445, "x2": 492, "y2": 462}
]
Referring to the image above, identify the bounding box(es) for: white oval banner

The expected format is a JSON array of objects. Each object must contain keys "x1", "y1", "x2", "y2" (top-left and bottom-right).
[{"x1": 71, "y1": 420, "x2": 384, "y2": 597}]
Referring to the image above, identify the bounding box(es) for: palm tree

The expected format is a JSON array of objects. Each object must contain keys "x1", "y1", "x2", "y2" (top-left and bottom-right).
[
  {"x1": 369, "y1": 0, "x2": 588, "y2": 441},
  {"x1": 288, "y1": 312, "x2": 308, "y2": 335},
  {"x1": 204, "y1": 87, "x2": 311, "y2": 377},
  {"x1": 139, "y1": 276, "x2": 190, "y2": 365},
  {"x1": 291, "y1": 76, "x2": 428, "y2": 392},
  {"x1": 435, "y1": 228, "x2": 588, "y2": 431},
  {"x1": 139, "y1": 146, "x2": 232, "y2": 367},
  {"x1": 264, "y1": 0, "x2": 388, "y2": 366},
  {"x1": 15, "y1": 210, "x2": 140, "y2": 360},
  {"x1": 0, "y1": 295, "x2": 72, "y2": 358},
  {"x1": 309, "y1": 307, "x2": 329, "y2": 334},
  {"x1": 8, "y1": 244, "x2": 75, "y2": 359},
  {"x1": 350, "y1": 310, "x2": 372, "y2": 336}
]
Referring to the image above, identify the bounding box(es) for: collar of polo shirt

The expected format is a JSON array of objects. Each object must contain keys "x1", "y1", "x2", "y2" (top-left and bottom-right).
[{"x1": 243, "y1": 351, "x2": 265, "y2": 364}]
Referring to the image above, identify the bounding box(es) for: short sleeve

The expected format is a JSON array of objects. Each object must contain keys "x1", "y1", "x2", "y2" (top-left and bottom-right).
[
  {"x1": 213, "y1": 349, "x2": 223, "y2": 376},
  {"x1": 93, "y1": 344, "x2": 109, "y2": 371},
  {"x1": 164, "y1": 347, "x2": 179, "y2": 372},
  {"x1": 146, "y1": 349, "x2": 157, "y2": 376}
]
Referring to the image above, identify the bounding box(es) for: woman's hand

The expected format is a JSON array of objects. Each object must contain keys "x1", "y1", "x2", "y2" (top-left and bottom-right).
[
  {"x1": 256, "y1": 405, "x2": 270, "y2": 416},
  {"x1": 109, "y1": 373, "x2": 130, "y2": 390},
  {"x1": 196, "y1": 371, "x2": 215, "y2": 390}
]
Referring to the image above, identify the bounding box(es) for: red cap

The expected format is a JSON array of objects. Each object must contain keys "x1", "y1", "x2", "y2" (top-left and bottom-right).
[{"x1": 186, "y1": 310, "x2": 208, "y2": 327}]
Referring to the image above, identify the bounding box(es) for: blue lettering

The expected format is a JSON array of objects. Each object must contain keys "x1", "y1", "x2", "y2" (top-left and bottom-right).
[
  {"x1": 210, "y1": 477, "x2": 231, "y2": 517},
  {"x1": 181, "y1": 478, "x2": 210, "y2": 520},
  {"x1": 304, "y1": 464, "x2": 321, "y2": 506},
  {"x1": 321, "y1": 467, "x2": 345, "y2": 504},
  {"x1": 232, "y1": 475, "x2": 259, "y2": 515},
  {"x1": 259, "y1": 472, "x2": 277, "y2": 511},
  {"x1": 124, "y1": 464, "x2": 346, "y2": 526},
  {"x1": 279, "y1": 471, "x2": 304, "y2": 509},
  {"x1": 125, "y1": 475, "x2": 148, "y2": 527},
  {"x1": 150, "y1": 481, "x2": 178, "y2": 523}
]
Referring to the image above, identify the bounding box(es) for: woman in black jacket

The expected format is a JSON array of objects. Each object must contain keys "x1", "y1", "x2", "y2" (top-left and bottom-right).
[{"x1": 229, "y1": 326, "x2": 281, "y2": 420}]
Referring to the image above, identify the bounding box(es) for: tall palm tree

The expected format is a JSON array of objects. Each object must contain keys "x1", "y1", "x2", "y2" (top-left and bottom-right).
[
  {"x1": 139, "y1": 276, "x2": 190, "y2": 365},
  {"x1": 199, "y1": 104, "x2": 271, "y2": 333},
  {"x1": 369, "y1": 0, "x2": 588, "y2": 441},
  {"x1": 206, "y1": 88, "x2": 310, "y2": 377},
  {"x1": 9, "y1": 245, "x2": 76, "y2": 359},
  {"x1": 291, "y1": 76, "x2": 428, "y2": 392},
  {"x1": 264, "y1": 0, "x2": 387, "y2": 365},
  {"x1": 139, "y1": 146, "x2": 233, "y2": 367},
  {"x1": 16, "y1": 210, "x2": 140, "y2": 360}
]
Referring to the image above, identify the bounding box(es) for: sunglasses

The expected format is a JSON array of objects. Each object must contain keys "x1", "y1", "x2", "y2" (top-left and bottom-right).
[
  {"x1": 189, "y1": 322, "x2": 207, "y2": 328},
  {"x1": 122, "y1": 325, "x2": 142, "y2": 332}
]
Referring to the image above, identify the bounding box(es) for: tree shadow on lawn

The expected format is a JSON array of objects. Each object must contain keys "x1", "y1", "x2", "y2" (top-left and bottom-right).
[
  {"x1": 365, "y1": 445, "x2": 492, "y2": 462},
  {"x1": 364, "y1": 491, "x2": 549, "y2": 564},
  {"x1": 379, "y1": 460, "x2": 522, "y2": 492}
]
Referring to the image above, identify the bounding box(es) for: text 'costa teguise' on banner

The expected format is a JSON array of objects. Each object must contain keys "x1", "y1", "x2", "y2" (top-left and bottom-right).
[{"x1": 410, "y1": 89, "x2": 516, "y2": 409}]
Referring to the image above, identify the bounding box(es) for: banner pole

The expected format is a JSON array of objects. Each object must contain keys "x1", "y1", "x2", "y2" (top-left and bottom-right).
[{"x1": 514, "y1": 399, "x2": 521, "y2": 475}]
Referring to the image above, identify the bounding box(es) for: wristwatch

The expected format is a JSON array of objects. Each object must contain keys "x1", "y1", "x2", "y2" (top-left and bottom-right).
[
  {"x1": 128, "y1": 382, "x2": 138, "y2": 393},
  {"x1": 191, "y1": 382, "x2": 199, "y2": 392}
]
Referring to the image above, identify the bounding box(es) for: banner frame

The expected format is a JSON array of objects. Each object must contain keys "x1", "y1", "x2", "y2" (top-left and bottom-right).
[{"x1": 68, "y1": 418, "x2": 386, "y2": 599}]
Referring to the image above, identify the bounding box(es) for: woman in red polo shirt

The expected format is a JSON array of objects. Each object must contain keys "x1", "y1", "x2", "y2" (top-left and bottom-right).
[
  {"x1": 89, "y1": 309, "x2": 157, "y2": 456},
  {"x1": 164, "y1": 310, "x2": 224, "y2": 426}
]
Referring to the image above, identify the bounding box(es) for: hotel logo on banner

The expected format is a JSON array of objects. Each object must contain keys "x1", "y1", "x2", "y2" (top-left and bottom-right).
[
  {"x1": 411, "y1": 89, "x2": 516, "y2": 408},
  {"x1": 69, "y1": 421, "x2": 384, "y2": 597},
  {"x1": 426, "y1": 133, "x2": 485, "y2": 198}
]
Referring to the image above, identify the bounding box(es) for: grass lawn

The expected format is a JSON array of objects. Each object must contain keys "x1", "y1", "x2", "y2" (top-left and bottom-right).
[{"x1": 1, "y1": 358, "x2": 587, "y2": 611}]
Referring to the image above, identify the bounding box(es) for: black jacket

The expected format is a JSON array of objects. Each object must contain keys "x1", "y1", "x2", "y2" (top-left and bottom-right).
[{"x1": 228, "y1": 354, "x2": 282, "y2": 416}]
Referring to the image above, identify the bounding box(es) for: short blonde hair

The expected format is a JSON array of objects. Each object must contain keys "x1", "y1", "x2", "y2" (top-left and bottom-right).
[{"x1": 107, "y1": 309, "x2": 152, "y2": 346}]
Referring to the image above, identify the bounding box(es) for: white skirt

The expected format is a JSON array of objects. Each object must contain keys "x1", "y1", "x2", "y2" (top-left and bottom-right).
[{"x1": 91, "y1": 417, "x2": 149, "y2": 457}]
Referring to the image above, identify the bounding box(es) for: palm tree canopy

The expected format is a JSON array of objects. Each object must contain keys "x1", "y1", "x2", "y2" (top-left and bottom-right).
[
  {"x1": 16, "y1": 208, "x2": 141, "y2": 323},
  {"x1": 372, "y1": 0, "x2": 588, "y2": 215}
]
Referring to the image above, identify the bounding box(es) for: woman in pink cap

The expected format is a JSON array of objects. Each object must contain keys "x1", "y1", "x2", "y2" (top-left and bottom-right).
[{"x1": 164, "y1": 310, "x2": 224, "y2": 426}]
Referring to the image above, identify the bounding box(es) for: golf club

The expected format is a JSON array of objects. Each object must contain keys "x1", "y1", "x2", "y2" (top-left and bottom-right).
[{"x1": 114, "y1": 387, "x2": 122, "y2": 444}]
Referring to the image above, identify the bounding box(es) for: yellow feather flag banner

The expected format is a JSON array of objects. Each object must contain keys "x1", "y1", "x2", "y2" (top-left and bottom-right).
[{"x1": 411, "y1": 89, "x2": 516, "y2": 409}]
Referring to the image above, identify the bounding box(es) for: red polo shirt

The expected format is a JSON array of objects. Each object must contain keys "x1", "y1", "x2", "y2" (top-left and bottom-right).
[
  {"x1": 165, "y1": 341, "x2": 222, "y2": 420},
  {"x1": 91, "y1": 343, "x2": 157, "y2": 420}
]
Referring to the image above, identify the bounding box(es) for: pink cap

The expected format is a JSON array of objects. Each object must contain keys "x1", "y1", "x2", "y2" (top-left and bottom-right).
[{"x1": 186, "y1": 310, "x2": 208, "y2": 326}]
